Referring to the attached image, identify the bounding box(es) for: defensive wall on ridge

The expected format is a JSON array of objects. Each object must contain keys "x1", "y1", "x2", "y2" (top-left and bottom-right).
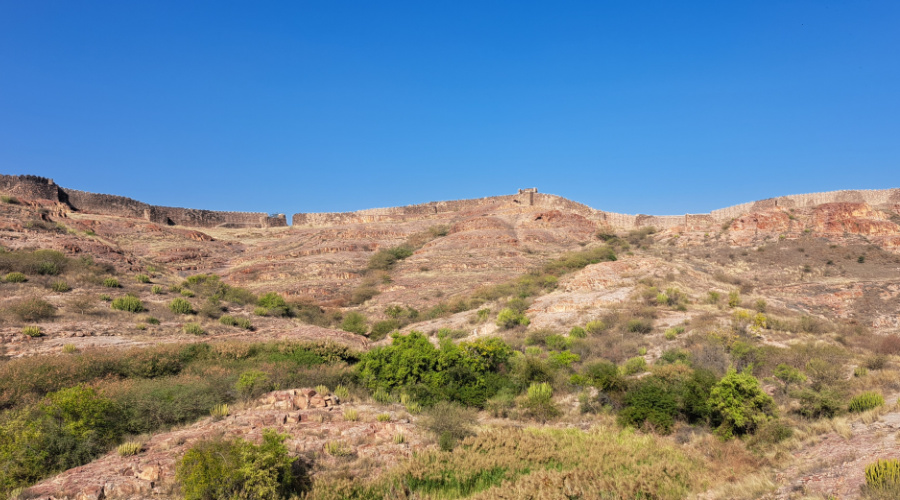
[
  {"x1": 0, "y1": 174, "x2": 287, "y2": 229},
  {"x1": 2, "y1": 174, "x2": 898, "y2": 231}
]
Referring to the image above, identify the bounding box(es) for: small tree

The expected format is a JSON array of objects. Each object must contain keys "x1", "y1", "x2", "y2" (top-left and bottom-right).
[{"x1": 708, "y1": 368, "x2": 777, "y2": 438}]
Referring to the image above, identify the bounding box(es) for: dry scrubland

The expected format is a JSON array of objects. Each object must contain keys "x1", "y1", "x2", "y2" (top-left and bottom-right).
[{"x1": 1, "y1": 182, "x2": 900, "y2": 499}]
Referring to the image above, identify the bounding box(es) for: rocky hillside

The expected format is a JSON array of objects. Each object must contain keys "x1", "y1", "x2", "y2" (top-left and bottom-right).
[{"x1": 2, "y1": 179, "x2": 900, "y2": 499}]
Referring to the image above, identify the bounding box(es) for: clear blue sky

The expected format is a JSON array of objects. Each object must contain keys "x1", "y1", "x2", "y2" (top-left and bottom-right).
[{"x1": 1, "y1": 1, "x2": 898, "y2": 218}]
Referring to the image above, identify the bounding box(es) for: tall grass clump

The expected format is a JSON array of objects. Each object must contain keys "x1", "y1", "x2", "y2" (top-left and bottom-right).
[
  {"x1": 111, "y1": 295, "x2": 144, "y2": 313},
  {"x1": 849, "y1": 392, "x2": 884, "y2": 413},
  {"x1": 169, "y1": 298, "x2": 194, "y2": 315}
]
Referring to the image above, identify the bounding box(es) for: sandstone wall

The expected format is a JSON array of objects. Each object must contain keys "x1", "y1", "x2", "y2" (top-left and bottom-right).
[{"x1": 0, "y1": 174, "x2": 61, "y2": 200}]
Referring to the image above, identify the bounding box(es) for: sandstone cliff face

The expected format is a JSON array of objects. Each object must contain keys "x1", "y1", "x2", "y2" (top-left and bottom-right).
[{"x1": 812, "y1": 202, "x2": 900, "y2": 235}]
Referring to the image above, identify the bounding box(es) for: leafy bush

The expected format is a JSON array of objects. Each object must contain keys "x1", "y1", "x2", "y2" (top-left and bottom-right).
[
  {"x1": 235, "y1": 370, "x2": 271, "y2": 399},
  {"x1": 176, "y1": 430, "x2": 303, "y2": 500},
  {"x1": 582, "y1": 361, "x2": 625, "y2": 392},
  {"x1": 357, "y1": 332, "x2": 513, "y2": 407},
  {"x1": 369, "y1": 319, "x2": 399, "y2": 341},
  {"x1": 569, "y1": 326, "x2": 586, "y2": 338},
  {"x1": 3, "y1": 272, "x2": 26, "y2": 283},
  {"x1": 619, "y1": 378, "x2": 679, "y2": 434},
  {"x1": 257, "y1": 292, "x2": 290, "y2": 317},
  {"x1": 341, "y1": 312, "x2": 368, "y2": 335},
  {"x1": 22, "y1": 325, "x2": 42, "y2": 337},
  {"x1": 8, "y1": 297, "x2": 55, "y2": 321},
  {"x1": 626, "y1": 318, "x2": 653, "y2": 334},
  {"x1": 169, "y1": 298, "x2": 194, "y2": 315},
  {"x1": 708, "y1": 368, "x2": 777, "y2": 438},
  {"x1": 794, "y1": 388, "x2": 843, "y2": 419},
  {"x1": 368, "y1": 245, "x2": 414, "y2": 271},
  {"x1": 103, "y1": 278, "x2": 120, "y2": 288},
  {"x1": 496, "y1": 308, "x2": 529, "y2": 329},
  {"x1": 624, "y1": 356, "x2": 647, "y2": 375},
  {"x1": 849, "y1": 392, "x2": 884, "y2": 413},
  {"x1": 111, "y1": 295, "x2": 144, "y2": 313},
  {"x1": 584, "y1": 319, "x2": 608, "y2": 335}
]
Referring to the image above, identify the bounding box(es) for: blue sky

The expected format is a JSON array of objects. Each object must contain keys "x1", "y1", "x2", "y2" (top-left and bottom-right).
[{"x1": 1, "y1": 1, "x2": 898, "y2": 218}]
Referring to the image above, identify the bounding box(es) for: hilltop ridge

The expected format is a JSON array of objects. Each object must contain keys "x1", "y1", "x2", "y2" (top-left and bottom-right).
[{"x1": 3, "y1": 173, "x2": 898, "y2": 230}]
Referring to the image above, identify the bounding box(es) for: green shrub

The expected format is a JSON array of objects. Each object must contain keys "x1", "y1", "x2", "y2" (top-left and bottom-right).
[
  {"x1": 235, "y1": 370, "x2": 271, "y2": 399},
  {"x1": 219, "y1": 315, "x2": 238, "y2": 326},
  {"x1": 357, "y1": 332, "x2": 513, "y2": 407},
  {"x1": 709, "y1": 368, "x2": 777, "y2": 438},
  {"x1": 169, "y1": 298, "x2": 194, "y2": 315},
  {"x1": 727, "y1": 290, "x2": 740, "y2": 308},
  {"x1": 341, "y1": 311, "x2": 369, "y2": 335},
  {"x1": 584, "y1": 319, "x2": 608, "y2": 335},
  {"x1": 548, "y1": 350, "x2": 580, "y2": 369},
  {"x1": 545, "y1": 334, "x2": 571, "y2": 351},
  {"x1": 369, "y1": 319, "x2": 400, "y2": 341},
  {"x1": 135, "y1": 274, "x2": 150, "y2": 283},
  {"x1": 569, "y1": 326, "x2": 586, "y2": 338},
  {"x1": 103, "y1": 278, "x2": 120, "y2": 288},
  {"x1": 111, "y1": 296, "x2": 144, "y2": 313},
  {"x1": 210, "y1": 403, "x2": 229, "y2": 419},
  {"x1": 180, "y1": 289, "x2": 195, "y2": 297},
  {"x1": 849, "y1": 392, "x2": 884, "y2": 413},
  {"x1": 236, "y1": 317, "x2": 253, "y2": 330},
  {"x1": 706, "y1": 291, "x2": 721, "y2": 304},
  {"x1": 368, "y1": 245, "x2": 414, "y2": 271},
  {"x1": 144, "y1": 316, "x2": 160, "y2": 325},
  {"x1": 376, "y1": 413, "x2": 391, "y2": 422},
  {"x1": 496, "y1": 308, "x2": 529, "y2": 329},
  {"x1": 1, "y1": 195, "x2": 18, "y2": 204},
  {"x1": 866, "y1": 459, "x2": 900, "y2": 490},
  {"x1": 176, "y1": 430, "x2": 302, "y2": 500},
  {"x1": 51, "y1": 280, "x2": 70, "y2": 292},
  {"x1": 583, "y1": 361, "x2": 625, "y2": 392},
  {"x1": 4, "y1": 272, "x2": 26, "y2": 283},
  {"x1": 8, "y1": 297, "x2": 56, "y2": 321},
  {"x1": 257, "y1": 292, "x2": 290, "y2": 317},
  {"x1": 22, "y1": 325, "x2": 42, "y2": 337},
  {"x1": 99, "y1": 294, "x2": 111, "y2": 301},
  {"x1": 795, "y1": 388, "x2": 844, "y2": 419},
  {"x1": 254, "y1": 306, "x2": 269, "y2": 316},
  {"x1": 183, "y1": 323, "x2": 205, "y2": 335},
  {"x1": 624, "y1": 356, "x2": 647, "y2": 375},
  {"x1": 150, "y1": 285, "x2": 164, "y2": 294},
  {"x1": 619, "y1": 378, "x2": 679, "y2": 434},
  {"x1": 626, "y1": 318, "x2": 653, "y2": 334}
]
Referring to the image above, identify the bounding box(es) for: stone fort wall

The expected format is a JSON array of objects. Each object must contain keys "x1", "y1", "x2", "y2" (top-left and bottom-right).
[
  {"x1": 0, "y1": 174, "x2": 287, "y2": 228},
  {"x1": 3, "y1": 174, "x2": 897, "y2": 230}
]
